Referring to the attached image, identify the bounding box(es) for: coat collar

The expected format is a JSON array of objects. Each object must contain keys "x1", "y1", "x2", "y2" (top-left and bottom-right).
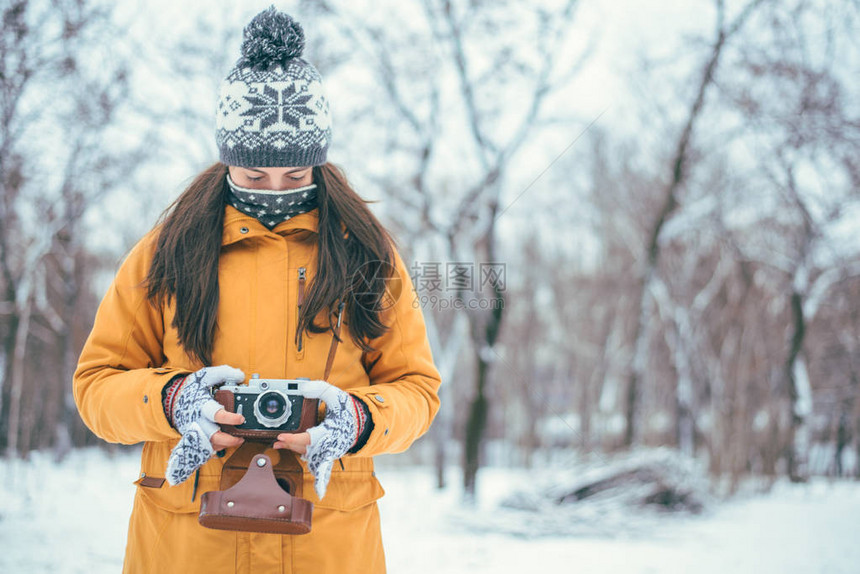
[{"x1": 222, "y1": 204, "x2": 319, "y2": 246}]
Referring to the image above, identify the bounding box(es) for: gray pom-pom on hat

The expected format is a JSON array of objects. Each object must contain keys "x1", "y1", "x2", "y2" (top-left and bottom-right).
[
  {"x1": 237, "y1": 6, "x2": 305, "y2": 71},
  {"x1": 215, "y1": 5, "x2": 331, "y2": 168}
]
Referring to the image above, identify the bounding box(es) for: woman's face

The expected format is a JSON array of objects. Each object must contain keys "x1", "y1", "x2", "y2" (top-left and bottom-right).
[{"x1": 228, "y1": 165, "x2": 313, "y2": 190}]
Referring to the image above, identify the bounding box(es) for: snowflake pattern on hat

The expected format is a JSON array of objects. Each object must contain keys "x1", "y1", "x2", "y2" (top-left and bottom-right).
[
  {"x1": 215, "y1": 8, "x2": 331, "y2": 168},
  {"x1": 217, "y1": 64, "x2": 331, "y2": 167}
]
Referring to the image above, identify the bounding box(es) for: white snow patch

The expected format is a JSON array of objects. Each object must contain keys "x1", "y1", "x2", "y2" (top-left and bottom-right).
[{"x1": 1, "y1": 448, "x2": 859, "y2": 573}]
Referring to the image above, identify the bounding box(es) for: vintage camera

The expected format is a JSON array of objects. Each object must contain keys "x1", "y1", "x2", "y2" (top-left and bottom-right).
[{"x1": 213, "y1": 374, "x2": 319, "y2": 440}]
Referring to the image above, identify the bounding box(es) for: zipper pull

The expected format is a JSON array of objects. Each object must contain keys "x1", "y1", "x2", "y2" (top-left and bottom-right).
[
  {"x1": 297, "y1": 267, "x2": 307, "y2": 352},
  {"x1": 298, "y1": 267, "x2": 307, "y2": 305}
]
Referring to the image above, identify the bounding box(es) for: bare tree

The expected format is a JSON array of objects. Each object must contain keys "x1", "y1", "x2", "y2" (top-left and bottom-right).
[
  {"x1": 0, "y1": 0, "x2": 149, "y2": 459},
  {"x1": 303, "y1": 0, "x2": 594, "y2": 498},
  {"x1": 624, "y1": 0, "x2": 770, "y2": 448}
]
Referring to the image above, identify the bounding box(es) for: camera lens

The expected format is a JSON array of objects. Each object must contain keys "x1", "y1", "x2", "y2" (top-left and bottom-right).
[
  {"x1": 253, "y1": 390, "x2": 292, "y2": 428},
  {"x1": 259, "y1": 391, "x2": 286, "y2": 419},
  {"x1": 265, "y1": 396, "x2": 284, "y2": 416}
]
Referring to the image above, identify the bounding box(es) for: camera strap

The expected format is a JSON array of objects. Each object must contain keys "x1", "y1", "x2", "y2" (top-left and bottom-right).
[
  {"x1": 322, "y1": 298, "x2": 346, "y2": 381},
  {"x1": 218, "y1": 295, "x2": 346, "y2": 489},
  {"x1": 198, "y1": 294, "x2": 350, "y2": 534}
]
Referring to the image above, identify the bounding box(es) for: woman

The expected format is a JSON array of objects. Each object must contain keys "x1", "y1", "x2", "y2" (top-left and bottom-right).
[{"x1": 73, "y1": 7, "x2": 441, "y2": 573}]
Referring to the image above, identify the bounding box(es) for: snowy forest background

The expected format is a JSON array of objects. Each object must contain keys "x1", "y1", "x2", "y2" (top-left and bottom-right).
[{"x1": 1, "y1": 0, "x2": 859, "y2": 572}]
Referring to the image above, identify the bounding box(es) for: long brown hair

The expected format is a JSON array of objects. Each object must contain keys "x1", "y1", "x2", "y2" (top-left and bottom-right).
[{"x1": 144, "y1": 161, "x2": 396, "y2": 366}]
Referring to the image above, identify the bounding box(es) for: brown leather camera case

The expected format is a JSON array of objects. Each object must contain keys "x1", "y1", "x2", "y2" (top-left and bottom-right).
[
  {"x1": 218, "y1": 442, "x2": 304, "y2": 498},
  {"x1": 214, "y1": 390, "x2": 319, "y2": 440},
  {"x1": 200, "y1": 297, "x2": 347, "y2": 533},
  {"x1": 199, "y1": 453, "x2": 313, "y2": 535}
]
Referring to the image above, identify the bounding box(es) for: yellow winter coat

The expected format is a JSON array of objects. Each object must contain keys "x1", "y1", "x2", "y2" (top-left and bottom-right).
[{"x1": 73, "y1": 205, "x2": 442, "y2": 574}]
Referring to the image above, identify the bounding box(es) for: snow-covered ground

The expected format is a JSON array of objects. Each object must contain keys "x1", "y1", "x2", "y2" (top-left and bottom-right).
[{"x1": 1, "y1": 447, "x2": 858, "y2": 573}]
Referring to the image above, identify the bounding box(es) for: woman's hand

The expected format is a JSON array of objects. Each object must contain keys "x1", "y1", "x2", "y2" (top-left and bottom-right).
[
  {"x1": 165, "y1": 365, "x2": 246, "y2": 485},
  {"x1": 273, "y1": 380, "x2": 360, "y2": 499},
  {"x1": 210, "y1": 409, "x2": 246, "y2": 451},
  {"x1": 274, "y1": 432, "x2": 311, "y2": 454}
]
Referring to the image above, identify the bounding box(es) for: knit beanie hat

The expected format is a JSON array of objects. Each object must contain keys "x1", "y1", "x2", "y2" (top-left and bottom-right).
[{"x1": 215, "y1": 6, "x2": 332, "y2": 168}]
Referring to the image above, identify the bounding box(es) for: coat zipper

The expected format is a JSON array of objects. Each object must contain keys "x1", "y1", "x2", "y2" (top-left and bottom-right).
[{"x1": 296, "y1": 267, "x2": 306, "y2": 354}]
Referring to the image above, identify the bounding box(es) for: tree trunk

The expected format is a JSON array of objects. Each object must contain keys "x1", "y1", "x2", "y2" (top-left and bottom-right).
[
  {"x1": 626, "y1": 279, "x2": 657, "y2": 447},
  {"x1": 0, "y1": 282, "x2": 19, "y2": 446},
  {"x1": 461, "y1": 201, "x2": 505, "y2": 500},
  {"x1": 675, "y1": 379, "x2": 696, "y2": 457},
  {"x1": 434, "y1": 427, "x2": 446, "y2": 490},
  {"x1": 624, "y1": 7, "x2": 743, "y2": 447},
  {"x1": 55, "y1": 245, "x2": 80, "y2": 462},
  {"x1": 418, "y1": 240, "x2": 465, "y2": 491},
  {"x1": 785, "y1": 289, "x2": 811, "y2": 482},
  {"x1": 834, "y1": 409, "x2": 849, "y2": 477},
  {"x1": 463, "y1": 353, "x2": 489, "y2": 498},
  {"x1": 462, "y1": 282, "x2": 505, "y2": 498},
  {"x1": 432, "y1": 384, "x2": 453, "y2": 490},
  {"x1": 6, "y1": 291, "x2": 33, "y2": 459}
]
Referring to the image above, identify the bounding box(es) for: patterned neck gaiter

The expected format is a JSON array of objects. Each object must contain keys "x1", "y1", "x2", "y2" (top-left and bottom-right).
[{"x1": 225, "y1": 173, "x2": 318, "y2": 229}]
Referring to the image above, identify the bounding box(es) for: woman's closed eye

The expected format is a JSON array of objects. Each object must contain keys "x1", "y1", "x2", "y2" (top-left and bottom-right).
[{"x1": 245, "y1": 175, "x2": 306, "y2": 183}]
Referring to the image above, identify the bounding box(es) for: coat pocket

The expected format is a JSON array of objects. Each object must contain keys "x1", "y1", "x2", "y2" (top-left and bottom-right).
[
  {"x1": 134, "y1": 441, "x2": 221, "y2": 514},
  {"x1": 135, "y1": 442, "x2": 384, "y2": 515},
  {"x1": 302, "y1": 456, "x2": 386, "y2": 511}
]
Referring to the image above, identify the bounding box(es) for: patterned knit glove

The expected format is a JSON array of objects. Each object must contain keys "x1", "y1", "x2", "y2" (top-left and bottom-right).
[
  {"x1": 165, "y1": 365, "x2": 246, "y2": 486},
  {"x1": 300, "y1": 380, "x2": 360, "y2": 499}
]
